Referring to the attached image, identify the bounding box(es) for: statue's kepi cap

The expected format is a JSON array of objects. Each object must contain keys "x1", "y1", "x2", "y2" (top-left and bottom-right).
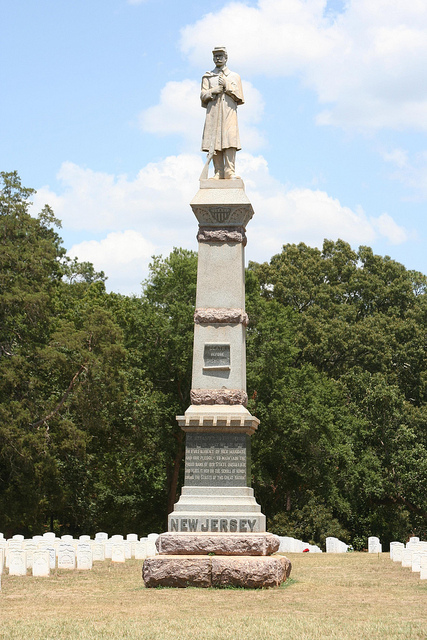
[{"x1": 212, "y1": 46, "x2": 227, "y2": 55}]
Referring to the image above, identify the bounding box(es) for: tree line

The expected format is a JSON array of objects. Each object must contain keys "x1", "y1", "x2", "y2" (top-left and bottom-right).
[{"x1": 1, "y1": 171, "x2": 426, "y2": 549}]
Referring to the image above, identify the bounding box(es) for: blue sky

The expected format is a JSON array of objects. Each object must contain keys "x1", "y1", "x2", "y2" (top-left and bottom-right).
[{"x1": 2, "y1": 0, "x2": 427, "y2": 294}]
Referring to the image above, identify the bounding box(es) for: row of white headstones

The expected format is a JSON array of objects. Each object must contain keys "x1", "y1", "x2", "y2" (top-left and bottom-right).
[
  {"x1": 279, "y1": 534, "x2": 427, "y2": 580},
  {"x1": 278, "y1": 535, "x2": 354, "y2": 553},
  {"x1": 2, "y1": 531, "x2": 425, "y2": 580},
  {"x1": 389, "y1": 537, "x2": 427, "y2": 580},
  {"x1": 0, "y1": 531, "x2": 160, "y2": 578}
]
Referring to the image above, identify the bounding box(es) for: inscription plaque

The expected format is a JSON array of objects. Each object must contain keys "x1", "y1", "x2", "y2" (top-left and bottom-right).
[
  {"x1": 203, "y1": 343, "x2": 230, "y2": 369},
  {"x1": 185, "y1": 433, "x2": 250, "y2": 486}
]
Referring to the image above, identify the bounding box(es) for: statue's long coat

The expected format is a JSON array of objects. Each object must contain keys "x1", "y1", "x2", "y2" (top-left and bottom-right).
[{"x1": 200, "y1": 66, "x2": 244, "y2": 152}]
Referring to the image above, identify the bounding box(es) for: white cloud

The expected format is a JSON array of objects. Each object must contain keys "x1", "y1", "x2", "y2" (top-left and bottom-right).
[
  {"x1": 382, "y1": 148, "x2": 409, "y2": 169},
  {"x1": 138, "y1": 79, "x2": 266, "y2": 151},
  {"x1": 180, "y1": 0, "x2": 427, "y2": 131},
  {"x1": 31, "y1": 152, "x2": 408, "y2": 293},
  {"x1": 69, "y1": 231, "x2": 156, "y2": 295},
  {"x1": 237, "y1": 152, "x2": 407, "y2": 260},
  {"x1": 381, "y1": 148, "x2": 427, "y2": 198},
  {"x1": 371, "y1": 213, "x2": 408, "y2": 244},
  {"x1": 32, "y1": 156, "x2": 202, "y2": 236}
]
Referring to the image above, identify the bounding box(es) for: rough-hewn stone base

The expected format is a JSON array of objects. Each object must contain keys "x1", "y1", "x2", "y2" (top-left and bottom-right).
[
  {"x1": 142, "y1": 555, "x2": 291, "y2": 589},
  {"x1": 156, "y1": 532, "x2": 280, "y2": 556}
]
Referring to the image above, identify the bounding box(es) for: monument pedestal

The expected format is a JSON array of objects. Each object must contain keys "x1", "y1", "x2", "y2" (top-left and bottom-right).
[{"x1": 169, "y1": 404, "x2": 265, "y2": 533}]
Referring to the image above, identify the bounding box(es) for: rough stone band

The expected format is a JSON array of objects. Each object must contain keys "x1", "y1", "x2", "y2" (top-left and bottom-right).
[
  {"x1": 194, "y1": 308, "x2": 249, "y2": 326},
  {"x1": 190, "y1": 389, "x2": 248, "y2": 407},
  {"x1": 197, "y1": 226, "x2": 247, "y2": 246}
]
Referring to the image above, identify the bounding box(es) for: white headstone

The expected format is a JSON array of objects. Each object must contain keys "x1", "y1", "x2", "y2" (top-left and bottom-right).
[
  {"x1": 409, "y1": 537, "x2": 420, "y2": 544},
  {"x1": 6, "y1": 541, "x2": 22, "y2": 568},
  {"x1": 91, "y1": 542, "x2": 105, "y2": 562},
  {"x1": 104, "y1": 541, "x2": 112, "y2": 559},
  {"x1": 12, "y1": 535, "x2": 24, "y2": 542},
  {"x1": 77, "y1": 548, "x2": 93, "y2": 570},
  {"x1": 32, "y1": 550, "x2": 50, "y2": 577},
  {"x1": 326, "y1": 537, "x2": 349, "y2": 553},
  {"x1": 39, "y1": 544, "x2": 56, "y2": 570},
  {"x1": 368, "y1": 537, "x2": 382, "y2": 553},
  {"x1": 278, "y1": 537, "x2": 294, "y2": 553},
  {"x1": 61, "y1": 535, "x2": 74, "y2": 543},
  {"x1": 79, "y1": 535, "x2": 91, "y2": 542},
  {"x1": 126, "y1": 534, "x2": 138, "y2": 557},
  {"x1": 24, "y1": 542, "x2": 37, "y2": 569},
  {"x1": 126, "y1": 534, "x2": 138, "y2": 542},
  {"x1": 412, "y1": 552, "x2": 422, "y2": 573},
  {"x1": 124, "y1": 541, "x2": 132, "y2": 559},
  {"x1": 95, "y1": 532, "x2": 108, "y2": 541},
  {"x1": 43, "y1": 532, "x2": 56, "y2": 542},
  {"x1": 111, "y1": 543, "x2": 126, "y2": 563},
  {"x1": 110, "y1": 535, "x2": 124, "y2": 543},
  {"x1": 134, "y1": 541, "x2": 147, "y2": 560},
  {"x1": 146, "y1": 533, "x2": 159, "y2": 557},
  {"x1": 58, "y1": 545, "x2": 76, "y2": 570},
  {"x1": 0, "y1": 548, "x2": 4, "y2": 574},
  {"x1": 8, "y1": 550, "x2": 27, "y2": 575},
  {"x1": 420, "y1": 554, "x2": 427, "y2": 580},
  {"x1": 392, "y1": 544, "x2": 404, "y2": 562},
  {"x1": 401, "y1": 548, "x2": 413, "y2": 568},
  {"x1": 389, "y1": 541, "x2": 404, "y2": 560}
]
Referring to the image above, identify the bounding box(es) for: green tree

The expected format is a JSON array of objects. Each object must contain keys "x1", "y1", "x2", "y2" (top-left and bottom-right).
[{"x1": 248, "y1": 239, "x2": 427, "y2": 545}]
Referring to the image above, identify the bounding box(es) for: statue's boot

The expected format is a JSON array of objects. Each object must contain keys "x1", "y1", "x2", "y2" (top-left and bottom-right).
[
  {"x1": 212, "y1": 152, "x2": 224, "y2": 179},
  {"x1": 224, "y1": 148, "x2": 240, "y2": 179}
]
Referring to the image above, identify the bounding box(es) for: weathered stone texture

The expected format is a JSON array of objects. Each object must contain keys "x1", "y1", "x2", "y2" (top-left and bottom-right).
[
  {"x1": 143, "y1": 555, "x2": 291, "y2": 588},
  {"x1": 190, "y1": 388, "x2": 248, "y2": 406},
  {"x1": 211, "y1": 556, "x2": 289, "y2": 588},
  {"x1": 156, "y1": 533, "x2": 280, "y2": 556},
  {"x1": 194, "y1": 307, "x2": 249, "y2": 326},
  {"x1": 197, "y1": 226, "x2": 247, "y2": 245},
  {"x1": 142, "y1": 556, "x2": 211, "y2": 588}
]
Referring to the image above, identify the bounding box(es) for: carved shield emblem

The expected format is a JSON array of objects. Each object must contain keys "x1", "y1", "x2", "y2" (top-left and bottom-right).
[{"x1": 209, "y1": 207, "x2": 231, "y2": 223}]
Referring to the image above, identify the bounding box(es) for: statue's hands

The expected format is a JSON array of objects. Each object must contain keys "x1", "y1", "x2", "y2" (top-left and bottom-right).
[{"x1": 212, "y1": 85, "x2": 224, "y2": 96}]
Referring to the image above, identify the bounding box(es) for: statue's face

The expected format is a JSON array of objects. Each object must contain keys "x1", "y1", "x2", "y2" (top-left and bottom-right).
[{"x1": 213, "y1": 51, "x2": 227, "y2": 67}]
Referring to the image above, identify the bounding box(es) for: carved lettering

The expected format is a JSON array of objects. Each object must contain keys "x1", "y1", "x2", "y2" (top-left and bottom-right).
[
  {"x1": 188, "y1": 519, "x2": 198, "y2": 532},
  {"x1": 169, "y1": 517, "x2": 260, "y2": 532},
  {"x1": 204, "y1": 343, "x2": 230, "y2": 368},
  {"x1": 201, "y1": 519, "x2": 209, "y2": 532},
  {"x1": 248, "y1": 519, "x2": 256, "y2": 532},
  {"x1": 239, "y1": 519, "x2": 248, "y2": 533},
  {"x1": 220, "y1": 519, "x2": 228, "y2": 533}
]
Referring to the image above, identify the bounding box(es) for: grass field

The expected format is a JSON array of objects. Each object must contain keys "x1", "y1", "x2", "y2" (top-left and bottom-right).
[{"x1": 0, "y1": 552, "x2": 426, "y2": 639}]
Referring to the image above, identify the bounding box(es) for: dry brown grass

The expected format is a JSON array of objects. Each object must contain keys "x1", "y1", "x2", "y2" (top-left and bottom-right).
[{"x1": 0, "y1": 552, "x2": 426, "y2": 639}]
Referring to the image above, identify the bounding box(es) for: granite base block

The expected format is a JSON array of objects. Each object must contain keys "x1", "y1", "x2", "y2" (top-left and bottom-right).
[
  {"x1": 142, "y1": 556, "x2": 212, "y2": 588},
  {"x1": 142, "y1": 555, "x2": 291, "y2": 589},
  {"x1": 156, "y1": 532, "x2": 280, "y2": 556}
]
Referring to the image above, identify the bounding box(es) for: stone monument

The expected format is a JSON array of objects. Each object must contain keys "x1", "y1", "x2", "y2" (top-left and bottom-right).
[{"x1": 142, "y1": 48, "x2": 291, "y2": 588}]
